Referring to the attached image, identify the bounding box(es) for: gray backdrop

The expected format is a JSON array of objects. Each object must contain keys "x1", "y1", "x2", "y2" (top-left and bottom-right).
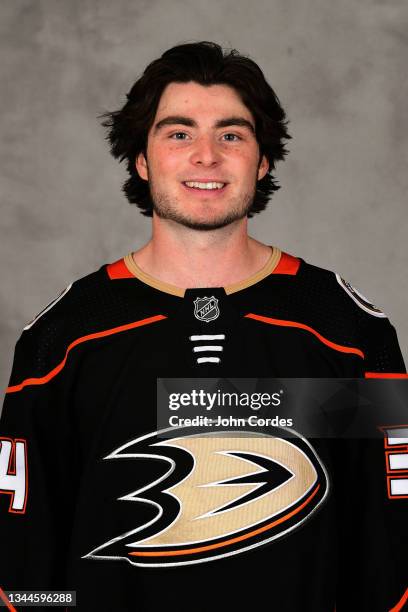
[{"x1": 1, "y1": 0, "x2": 407, "y2": 397}]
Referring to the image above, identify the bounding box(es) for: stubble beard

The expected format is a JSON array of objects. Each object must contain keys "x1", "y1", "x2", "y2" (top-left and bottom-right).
[{"x1": 149, "y1": 180, "x2": 257, "y2": 231}]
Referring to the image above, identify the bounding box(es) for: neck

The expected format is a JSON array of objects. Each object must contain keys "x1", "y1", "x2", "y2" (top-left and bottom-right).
[{"x1": 132, "y1": 217, "x2": 272, "y2": 289}]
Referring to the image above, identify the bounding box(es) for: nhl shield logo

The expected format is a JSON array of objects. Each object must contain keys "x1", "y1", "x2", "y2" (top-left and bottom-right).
[{"x1": 193, "y1": 296, "x2": 220, "y2": 322}]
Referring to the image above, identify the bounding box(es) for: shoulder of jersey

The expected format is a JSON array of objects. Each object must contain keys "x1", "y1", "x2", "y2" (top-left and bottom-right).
[
  {"x1": 297, "y1": 258, "x2": 388, "y2": 319},
  {"x1": 19, "y1": 255, "x2": 166, "y2": 345},
  {"x1": 21, "y1": 265, "x2": 106, "y2": 336},
  {"x1": 6, "y1": 265, "x2": 108, "y2": 390},
  {"x1": 8, "y1": 258, "x2": 167, "y2": 391}
]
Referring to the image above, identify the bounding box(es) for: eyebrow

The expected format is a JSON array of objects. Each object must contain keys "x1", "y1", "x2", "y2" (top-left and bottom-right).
[{"x1": 153, "y1": 115, "x2": 256, "y2": 135}]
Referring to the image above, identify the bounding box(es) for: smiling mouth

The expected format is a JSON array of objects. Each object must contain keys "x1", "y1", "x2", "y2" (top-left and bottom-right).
[{"x1": 182, "y1": 181, "x2": 228, "y2": 193}]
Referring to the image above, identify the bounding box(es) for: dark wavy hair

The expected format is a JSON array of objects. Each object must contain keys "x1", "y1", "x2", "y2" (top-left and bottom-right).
[{"x1": 99, "y1": 41, "x2": 291, "y2": 217}]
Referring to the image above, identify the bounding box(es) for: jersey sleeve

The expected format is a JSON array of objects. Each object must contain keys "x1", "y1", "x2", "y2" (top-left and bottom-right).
[
  {"x1": 333, "y1": 430, "x2": 408, "y2": 611},
  {"x1": 335, "y1": 293, "x2": 407, "y2": 609},
  {"x1": 361, "y1": 316, "x2": 407, "y2": 377},
  {"x1": 0, "y1": 327, "x2": 79, "y2": 593},
  {"x1": 334, "y1": 273, "x2": 406, "y2": 377},
  {"x1": 331, "y1": 275, "x2": 408, "y2": 609}
]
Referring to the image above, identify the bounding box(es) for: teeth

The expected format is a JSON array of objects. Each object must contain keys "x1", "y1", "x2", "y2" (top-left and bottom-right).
[{"x1": 184, "y1": 181, "x2": 225, "y2": 190}]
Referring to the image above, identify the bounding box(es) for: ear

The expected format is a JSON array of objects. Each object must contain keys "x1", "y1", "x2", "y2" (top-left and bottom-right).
[
  {"x1": 257, "y1": 154, "x2": 269, "y2": 181},
  {"x1": 135, "y1": 150, "x2": 149, "y2": 181}
]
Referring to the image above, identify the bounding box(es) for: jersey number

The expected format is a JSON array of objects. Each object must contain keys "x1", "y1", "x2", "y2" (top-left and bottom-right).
[{"x1": 0, "y1": 437, "x2": 28, "y2": 513}]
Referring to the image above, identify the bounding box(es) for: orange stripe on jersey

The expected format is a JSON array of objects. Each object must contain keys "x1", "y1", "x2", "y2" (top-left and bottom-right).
[
  {"x1": 106, "y1": 258, "x2": 135, "y2": 279},
  {"x1": 272, "y1": 251, "x2": 300, "y2": 275},
  {"x1": 245, "y1": 313, "x2": 365, "y2": 358},
  {"x1": 365, "y1": 372, "x2": 408, "y2": 379},
  {"x1": 6, "y1": 315, "x2": 167, "y2": 394},
  {"x1": 129, "y1": 483, "x2": 320, "y2": 558},
  {"x1": 389, "y1": 587, "x2": 408, "y2": 612},
  {"x1": 0, "y1": 587, "x2": 16, "y2": 611}
]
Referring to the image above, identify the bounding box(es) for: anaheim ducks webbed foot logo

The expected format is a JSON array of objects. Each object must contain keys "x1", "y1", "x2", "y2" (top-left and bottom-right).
[{"x1": 83, "y1": 427, "x2": 329, "y2": 567}]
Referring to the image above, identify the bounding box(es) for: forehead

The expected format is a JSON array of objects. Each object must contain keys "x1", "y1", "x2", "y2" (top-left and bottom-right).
[{"x1": 153, "y1": 81, "x2": 253, "y2": 121}]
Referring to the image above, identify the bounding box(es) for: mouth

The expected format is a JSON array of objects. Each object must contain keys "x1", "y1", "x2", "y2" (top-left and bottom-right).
[{"x1": 181, "y1": 181, "x2": 228, "y2": 196}]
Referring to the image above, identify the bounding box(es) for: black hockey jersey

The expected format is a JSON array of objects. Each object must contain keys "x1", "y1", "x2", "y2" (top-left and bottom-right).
[{"x1": 0, "y1": 247, "x2": 407, "y2": 612}]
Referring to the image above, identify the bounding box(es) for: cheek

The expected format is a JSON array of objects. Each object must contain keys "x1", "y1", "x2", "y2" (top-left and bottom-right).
[
  {"x1": 227, "y1": 145, "x2": 259, "y2": 166},
  {"x1": 151, "y1": 145, "x2": 184, "y2": 172}
]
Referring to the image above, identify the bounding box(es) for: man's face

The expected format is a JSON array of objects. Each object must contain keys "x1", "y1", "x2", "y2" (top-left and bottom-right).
[{"x1": 135, "y1": 81, "x2": 269, "y2": 231}]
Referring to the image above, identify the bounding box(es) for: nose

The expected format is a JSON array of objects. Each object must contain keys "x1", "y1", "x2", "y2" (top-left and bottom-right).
[{"x1": 190, "y1": 134, "x2": 221, "y2": 166}]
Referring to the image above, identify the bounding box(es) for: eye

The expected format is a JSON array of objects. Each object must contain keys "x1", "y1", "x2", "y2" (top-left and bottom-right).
[
  {"x1": 169, "y1": 132, "x2": 189, "y2": 140},
  {"x1": 168, "y1": 132, "x2": 243, "y2": 142},
  {"x1": 222, "y1": 133, "x2": 242, "y2": 141}
]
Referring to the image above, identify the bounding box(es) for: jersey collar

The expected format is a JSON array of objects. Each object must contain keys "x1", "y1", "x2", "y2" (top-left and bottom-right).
[{"x1": 122, "y1": 246, "x2": 282, "y2": 297}]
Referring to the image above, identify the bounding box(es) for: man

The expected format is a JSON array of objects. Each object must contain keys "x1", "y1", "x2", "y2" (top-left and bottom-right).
[{"x1": 0, "y1": 41, "x2": 407, "y2": 611}]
